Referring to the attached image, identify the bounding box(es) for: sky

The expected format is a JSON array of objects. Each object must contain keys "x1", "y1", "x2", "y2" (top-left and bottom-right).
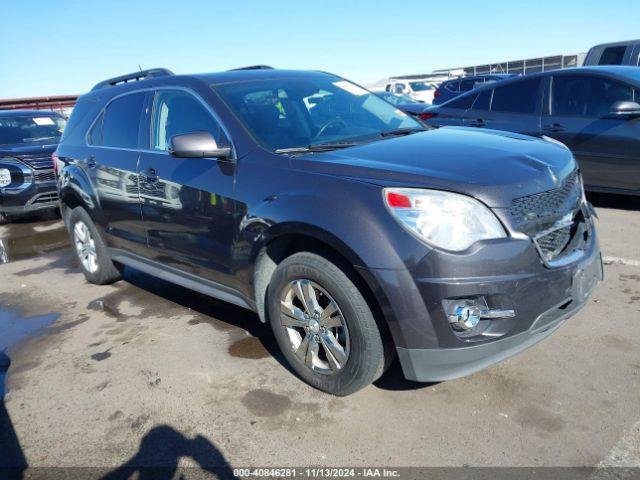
[{"x1": 0, "y1": 0, "x2": 638, "y2": 98}]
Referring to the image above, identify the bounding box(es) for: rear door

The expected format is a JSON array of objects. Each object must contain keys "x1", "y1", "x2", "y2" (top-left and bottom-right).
[
  {"x1": 86, "y1": 91, "x2": 149, "y2": 255},
  {"x1": 137, "y1": 88, "x2": 243, "y2": 287},
  {"x1": 543, "y1": 74, "x2": 640, "y2": 191},
  {"x1": 478, "y1": 77, "x2": 543, "y2": 136}
]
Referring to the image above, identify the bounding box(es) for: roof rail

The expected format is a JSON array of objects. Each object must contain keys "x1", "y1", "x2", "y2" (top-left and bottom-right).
[
  {"x1": 91, "y1": 68, "x2": 174, "y2": 91},
  {"x1": 229, "y1": 65, "x2": 274, "y2": 71}
]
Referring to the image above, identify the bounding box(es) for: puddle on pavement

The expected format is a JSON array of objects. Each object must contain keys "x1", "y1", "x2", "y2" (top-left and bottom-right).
[
  {"x1": 0, "y1": 219, "x2": 69, "y2": 264},
  {"x1": 0, "y1": 304, "x2": 59, "y2": 397},
  {"x1": 228, "y1": 336, "x2": 270, "y2": 359}
]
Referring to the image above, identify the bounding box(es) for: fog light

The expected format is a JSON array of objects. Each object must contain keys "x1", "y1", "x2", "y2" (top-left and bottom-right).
[{"x1": 448, "y1": 304, "x2": 482, "y2": 331}]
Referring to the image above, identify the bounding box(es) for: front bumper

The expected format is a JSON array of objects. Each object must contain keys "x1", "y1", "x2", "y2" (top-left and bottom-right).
[
  {"x1": 0, "y1": 181, "x2": 59, "y2": 213},
  {"x1": 364, "y1": 217, "x2": 602, "y2": 382}
]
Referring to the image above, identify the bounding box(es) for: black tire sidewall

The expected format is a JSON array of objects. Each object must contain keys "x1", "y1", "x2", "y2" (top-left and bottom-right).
[{"x1": 268, "y1": 252, "x2": 384, "y2": 395}]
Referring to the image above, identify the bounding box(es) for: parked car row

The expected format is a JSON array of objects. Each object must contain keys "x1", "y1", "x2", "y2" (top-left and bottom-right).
[
  {"x1": 422, "y1": 66, "x2": 640, "y2": 195},
  {"x1": 52, "y1": 66, "x2": 602, "y2": 395}
]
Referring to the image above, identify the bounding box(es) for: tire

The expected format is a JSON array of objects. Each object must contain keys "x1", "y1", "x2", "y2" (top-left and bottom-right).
[
  {"x1": 67, "y1": 207, "x2": 121, "y2": 285},
  {"x1": 267, "y1": 252, "x2": 386, "y2": 396},
  {"x1": 0, "y1": 212, "x2": 12, "y2": 225}
]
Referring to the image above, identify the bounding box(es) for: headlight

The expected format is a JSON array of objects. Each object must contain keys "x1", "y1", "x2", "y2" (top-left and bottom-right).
[
  {"x1": 383, "y1": 188, "x2": 507, "y2": 251},
  {"x1": 0, "y1": 168, "x2": 11, "y2": 187}
]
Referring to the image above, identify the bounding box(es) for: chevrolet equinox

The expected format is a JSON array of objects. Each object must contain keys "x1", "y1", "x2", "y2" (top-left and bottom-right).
[{"x1": 55, "y1": 67, "x2": 602, "y2": 395}]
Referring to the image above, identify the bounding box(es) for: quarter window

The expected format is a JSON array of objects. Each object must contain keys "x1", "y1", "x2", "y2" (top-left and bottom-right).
[
  {"x1": 552, "y1": 75, "x2": 636, "y2": 117},
  {"x1": 599, "y1": 46, "x2": 626, "y2": 65},
  {"x1": 99, "y1": 92, "x2": 146, "y2": 148},
  {"x1": 151, "y1": 90, "x2": 228, "y2": 151},
  {"x1": 491, "y1": 78, "x2": 541, "y2": 114}
]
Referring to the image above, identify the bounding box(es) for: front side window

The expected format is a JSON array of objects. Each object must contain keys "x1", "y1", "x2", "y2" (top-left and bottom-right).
[
  {"x1": 447, "y1": 92, "x2": 477, "y2": 110},
  {"x1": 552, "y1": 75, "x2": 636, "y2": 117},
  {"x1": 99, "y1": 92, "x2": 146, "y2": 148},
  {"x1": 151, "y1": 90, "x2": 227, "y2": 151},
  {"x1": 393, "y1": 83, "x2": 406, "y2": 94},
  {"x1": 214, "y1": 76, "x2": 422, "y2": 151},
  {"x1": 491, "y1": 78, "x2": 541, "y2": 114},
  {"x1": 472, "y1": 89, "x2": 492, "y2": 111},
  {"x1": 0, "y1": 114, "x2": 66, "y2": 146}
]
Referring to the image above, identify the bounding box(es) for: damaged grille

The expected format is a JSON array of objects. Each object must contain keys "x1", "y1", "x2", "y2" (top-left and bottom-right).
[
  {"x1": 510, "y1": 170, "x2": 586, "y2": 264},
  {"x1": 510, "y1": 170, "x2": 581, "y2": 229},
  {"x1": 535, "y1": 225, "x2": 573, "y2": 262},
  {"x1": 34, "y1": 170, "x2": 56, "y2": 182}
]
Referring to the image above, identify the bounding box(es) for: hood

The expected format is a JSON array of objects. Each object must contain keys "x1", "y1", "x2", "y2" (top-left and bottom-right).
[
  {"x1": 293, "y1": 127, "x2": 576, "y2": 208},
  {"x1": 0, "y1": 142, "x2": 58, "y2": 158}
]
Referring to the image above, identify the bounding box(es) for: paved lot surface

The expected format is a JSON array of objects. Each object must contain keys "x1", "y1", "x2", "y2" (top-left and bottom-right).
[{"x1": 1, "y1": 194, "x2": 639, "y2": 474}]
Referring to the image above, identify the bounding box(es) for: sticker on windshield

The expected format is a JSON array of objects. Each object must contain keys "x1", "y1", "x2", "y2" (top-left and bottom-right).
[
  {"x1": 333, "y1": 81, "x2": 368, "y2": 96},
  {"x1": 33, "y1": 117, "x2": 56, "y2": 126}
]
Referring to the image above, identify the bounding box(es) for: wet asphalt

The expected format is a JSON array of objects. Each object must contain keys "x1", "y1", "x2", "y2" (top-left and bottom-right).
[{"x1": 0, "y1": 195, "x2": 639, "y2": 473}]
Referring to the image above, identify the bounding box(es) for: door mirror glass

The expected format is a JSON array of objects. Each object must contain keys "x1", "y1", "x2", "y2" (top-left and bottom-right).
[
  {"x1": 608, "y1": 100, "x2": 640, "y2": 119},
  {"x1": 169, "y1": 131, "x2": 231, "y2": 159}
]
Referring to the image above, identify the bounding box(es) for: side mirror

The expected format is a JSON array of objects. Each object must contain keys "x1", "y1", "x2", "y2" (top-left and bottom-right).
[
  {"x1": 608, "y1": 101, "x2": 640, "y2": 119},
  {"x1": 169, "y1": 131, "x2": 232, "y2": 159}
]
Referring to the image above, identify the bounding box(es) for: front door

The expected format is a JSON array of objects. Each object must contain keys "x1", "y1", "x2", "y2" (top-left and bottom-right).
[
  {"x1": 543, "y1": 74, "x2": 640, "y2": 191},
  {"x1": 138, "y1": 88, "x2": 243, "y2": 287}
]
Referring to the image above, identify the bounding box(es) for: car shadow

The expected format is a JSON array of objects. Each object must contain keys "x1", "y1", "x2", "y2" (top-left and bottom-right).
[
  {"x1": 120, "y1": 267, "x2": 293, "y2": 375},
  {"x1": 0, "y1": 352, "x2": 28, "y2": 480},
  {"x1": 587, "y1": 191, "x2": 640, "y2": 211},
  {"x1": 100, "y1": 425, "x2": 234, "y2": 480},
  {"x1": 373, "y1": 356, "x2": 439, "y2": 392}
]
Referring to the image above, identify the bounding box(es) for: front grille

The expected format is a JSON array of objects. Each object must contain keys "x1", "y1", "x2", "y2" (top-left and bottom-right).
[
  {"x1": 34, "y1": 170, "x2": 56, "y2": 182},
  {"x1": 535, "y1": 225, "x2": 573, "y2": 262},
  {"x1": 510, "y1": 170, "x2": 581, "y2": 230},
  {"x1": 18, "y1": 155, "x2": 54, "y2": 170},
  {"x1": 509, "y1": 170, "x2": 586, "y2": 264}
]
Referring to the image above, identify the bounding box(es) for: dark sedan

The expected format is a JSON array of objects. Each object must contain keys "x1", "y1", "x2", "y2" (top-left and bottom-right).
[
  {"x1": 374, "y1": 91, "x2": 427, "y2": 117},
  {"x1": 422, "y1": 66, "x2": 640, "y2": 195}
]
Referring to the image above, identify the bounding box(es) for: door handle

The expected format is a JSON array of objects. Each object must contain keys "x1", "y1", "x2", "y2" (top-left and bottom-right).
[
  {"x1": 543, "y1": 123, "x2": 566, "y2": 133},
  {"x1": 468, "y1": 119, "x2": 486, "y2": 127},
  {"x1": 140, "y1": 167, "x2": 158, "y2": 182}
]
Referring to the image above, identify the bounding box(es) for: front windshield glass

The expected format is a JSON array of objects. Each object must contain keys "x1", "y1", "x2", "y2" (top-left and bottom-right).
[
  {"x1": 409, "y1": 82, "x2": 434, "y2": 91},
  {"x1": 0, "y1": 114, "x2": 66, "y2": 146},
  {"x1": 214, "y1": 76, "x2": 422, "y2": 151},
  {"x1": 378, "y1": 92, "x2": 414, "y2": 105}
]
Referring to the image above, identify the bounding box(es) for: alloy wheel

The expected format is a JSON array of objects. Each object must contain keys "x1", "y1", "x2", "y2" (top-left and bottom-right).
[
  {"x1": 280, "y1": 279, "x2": 350, "y2": 375},
  {"x1": 73, "y1": 221, "x2": 98, "y2": 273}
]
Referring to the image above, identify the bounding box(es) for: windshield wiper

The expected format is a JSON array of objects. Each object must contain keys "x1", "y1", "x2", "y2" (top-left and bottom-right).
[
  {"x1": 275, "y1": 142, "x2": 361, "y2": 154},
  {"x1": 380, "y1": 127, "x2": 426, "y2": 137}
]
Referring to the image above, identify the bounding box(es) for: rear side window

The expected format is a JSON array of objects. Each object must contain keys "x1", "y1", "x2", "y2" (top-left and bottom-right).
[
  {"x1": 471, "y1": 90, "x2": 492, "y2": 111},
  {"x1": 599, "y1": 46, "x2": 626, "y2": 65},
  {"x1": 91, "y1": 92, "x2": 146, "y2": 148},
  {"x1": 459, "y1": 79, "x2": 477, "y2": 92},
  {"x1": 445, "y1": 80, "x2": 460, "y2": 92},
  {"x1": 151, "y1": 90, "x2": 228, "y2": 151},
  {"x1": 447, "y1": 93, "x2": 477, "y2": 110},
  {"x1": 552, "y1": 75, "x2": 637, "y2": 117},
  {"x1": 491, "y1": 78, "x2": 541, "y2": 114}
]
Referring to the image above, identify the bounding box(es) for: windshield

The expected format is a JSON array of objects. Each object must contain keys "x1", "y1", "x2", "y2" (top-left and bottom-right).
[
  {"x1": 214, "y1": 76, "x2": 422, "y2": 151},
  {"x1": 377, "y1": 92, "x2": 415, "y2": 105},
  {"x1": 409, "y1": 82, "x2": 434, "y2": 91},
  {"x1": 0, "y1": 114, "x2": 66, "y2": 146}
]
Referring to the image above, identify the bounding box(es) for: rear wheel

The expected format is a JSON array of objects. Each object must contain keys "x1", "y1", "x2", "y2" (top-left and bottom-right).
[
  {"x1": 68, "y1": 207, "x2": 121, "y2": 285},
  {"x1": 267, "y1": 252, "x2": 386, "y2": 396}
]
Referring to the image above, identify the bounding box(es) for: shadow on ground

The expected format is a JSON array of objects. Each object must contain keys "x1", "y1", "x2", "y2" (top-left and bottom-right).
[{"x1": 100, "y1": 425, "x2": 234, "y2": 480}]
